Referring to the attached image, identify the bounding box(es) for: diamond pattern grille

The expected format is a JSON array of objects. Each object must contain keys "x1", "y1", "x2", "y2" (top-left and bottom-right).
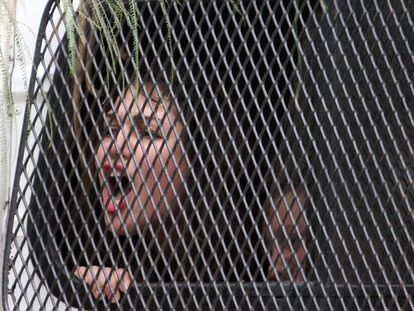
[{"x1": 3, "y1": 0, "x2": 414, "y2": 310}]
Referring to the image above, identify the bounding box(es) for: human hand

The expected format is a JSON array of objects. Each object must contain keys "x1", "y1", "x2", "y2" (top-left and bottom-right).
[
  {"x1": 267, "y1": 190, "x2": 307, "y2": 281},
  {"x1": 74, "y1": 266, "x2": 132, "y2": 303}
]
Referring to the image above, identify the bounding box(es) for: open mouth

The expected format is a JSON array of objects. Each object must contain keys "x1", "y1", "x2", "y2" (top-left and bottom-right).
[
  {"x1": 107, "y1": 175, "x2": 132, "y2": 197},
  {"x1": 102, "y1": 169, "x2": 133, "y2": 213}
]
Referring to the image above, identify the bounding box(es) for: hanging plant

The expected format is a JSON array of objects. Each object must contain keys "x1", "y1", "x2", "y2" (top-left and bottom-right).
[
  {"x1": 61, "y1": 0, "x2": 174, "y2": 83},
  {"x1": 0, "y1": 0, "x2": 30, "y2": 144},
  {"x1": 60, "y1": 0, "x2": 242, "y2": 82}
]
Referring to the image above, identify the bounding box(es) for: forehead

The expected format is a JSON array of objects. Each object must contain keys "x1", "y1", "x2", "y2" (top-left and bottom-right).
[{"x1": 115, "y1": 84, "x2": 174, "y2": 117}]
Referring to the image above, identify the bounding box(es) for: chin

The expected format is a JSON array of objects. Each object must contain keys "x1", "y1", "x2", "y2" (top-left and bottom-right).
[{"x1": 104, "y1": 216, "x2": 127, "y2": 236}]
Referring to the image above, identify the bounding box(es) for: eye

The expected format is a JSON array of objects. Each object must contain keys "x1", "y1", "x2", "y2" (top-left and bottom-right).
[
  {"x1": 135, "y1": 127, "x2": 162, "y2": 140},
  {"x1": 141, "y1": 129, "x2": 152, "y2": 138},
  {"x1": 101, "y1": 125, "x2": 120, "y2": 137}
]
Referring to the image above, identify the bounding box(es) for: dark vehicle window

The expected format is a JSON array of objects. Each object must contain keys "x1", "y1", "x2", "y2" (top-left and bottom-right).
[{"x1": 3, "y1": 1, "x2": 414, "y2": 310}]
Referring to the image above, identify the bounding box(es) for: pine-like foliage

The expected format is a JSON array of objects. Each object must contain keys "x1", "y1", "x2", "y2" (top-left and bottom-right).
[
  {"x1": 61, "y1": 0, "x2": 242, "y2": 83},
  {"x1": 0, "y1": 0, "x2": 29, "y2": 143},
  {"x1": 61, "y1": 0, "x2": 158, "y2": 82}
]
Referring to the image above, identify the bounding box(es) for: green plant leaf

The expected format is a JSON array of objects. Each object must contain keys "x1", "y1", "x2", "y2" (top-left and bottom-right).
[{"x1": 61, "y1": 0, "x2": 77, "y2": 74}]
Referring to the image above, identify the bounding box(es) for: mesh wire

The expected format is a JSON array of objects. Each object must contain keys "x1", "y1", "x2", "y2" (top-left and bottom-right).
[{"x1": 3, "y1": 0, "x2": 414, "y2": 310}]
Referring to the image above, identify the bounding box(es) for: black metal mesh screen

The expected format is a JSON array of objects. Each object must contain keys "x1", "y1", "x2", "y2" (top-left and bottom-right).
[{"x1": 3, "y1": 0, "x2": 414, "y2": 309}]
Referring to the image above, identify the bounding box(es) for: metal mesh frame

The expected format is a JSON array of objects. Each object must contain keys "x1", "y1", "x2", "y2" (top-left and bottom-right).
[{"x1": 3, "y1": 0, "x2": 414, "y2": 309}]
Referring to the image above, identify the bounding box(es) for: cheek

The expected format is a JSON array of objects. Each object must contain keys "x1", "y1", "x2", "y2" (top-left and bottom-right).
[
  {"x1": 134, "y1": 141, "x2": 186, "y2": 181},
  {"x1": 96, "y1": 145, "x2": 104, "y2": 164},
  {"x1": 129, "y1": 143, "x2": 148, "y2": 178},
  {"x1": 158, "y1": 144, "x2": 186, "y2": 190},
  {"x1": 95, "y1": 144, "x2": 105, "y2": 180},
  {"x1": 296, "y1": 244, "x2": 306, "y2": 261},
  {"x1": 131, "y1": 142, "x2": 186, "y2": 215},
  {"x1": 96, "y1": 139, "x2": 112, "y2": 164}
]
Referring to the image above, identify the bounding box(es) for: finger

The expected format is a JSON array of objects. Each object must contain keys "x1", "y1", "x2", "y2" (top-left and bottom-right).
[
  {"x1": 92, "y1": 268, "x2": 105, "y2": 300},
  {"x1": 104, "y1": 269, "x2": 118, "y2": 302},
  {"x1": 91, "y1": 282, "x2": 100, "y2": 300},
  {"x1": 73, "y1": 268, "x2": 80, "y2": 279},
  {"x1": 107, "y1": 286, "x2": 121, "y2": 304},
  {"x1": 118, "y1": 269, "x2": 132, "y2": 292},
  {"x1": 74, "y1": 266, "x2": 87, "y2": 279},
  {"x1": 124, "y1": 270, "x2": 132, "y2": 288},
  {"x1": 103, "y1": 280, "x2": 114, "y2": 302},
  {"x1": 94, "y1": 271, "x2": 110, "y2": 301},
  {"x1": 85, "y1": 269, "x2": 96, "y2": 293},
  {"x1": 75, "y1": 266, "x2": 97, "y2": 299},
  {"x1": 92, "y1": 288, "x2": 99, "y2": 300},
  {"x1": 111, "y1": 290, "x2": 121, "y2": 304}
]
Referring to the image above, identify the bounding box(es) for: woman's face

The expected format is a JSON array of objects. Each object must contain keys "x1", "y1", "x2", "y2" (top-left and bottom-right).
[{"x1": 96, "y1": 85, "x2": 187, "y2": 235}]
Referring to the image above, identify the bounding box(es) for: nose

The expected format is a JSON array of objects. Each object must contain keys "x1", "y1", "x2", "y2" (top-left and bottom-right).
[{"x1": 108, "y1": 128, "x2": 132, "y2": 160}]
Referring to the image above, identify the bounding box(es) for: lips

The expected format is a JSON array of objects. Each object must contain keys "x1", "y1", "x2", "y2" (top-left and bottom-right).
[{"x1": 100, "y1": 162, "x2": 132, "y2": 213}]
